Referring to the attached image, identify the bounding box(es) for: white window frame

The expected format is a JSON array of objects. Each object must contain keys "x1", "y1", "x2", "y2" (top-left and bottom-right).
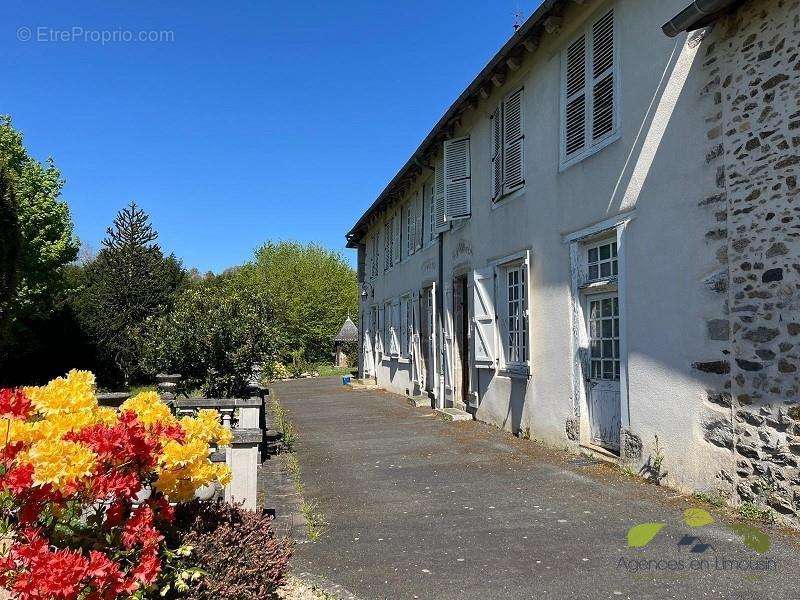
[
  {"x1": 585, "y1": 238, "x2": 618, "y2": 283},
  {"x1": 559, "y1": 7, "x2": 621, "y2": 171},
  {"x1": 491, "y1": 250, "x2": 532, "y2": 376}
]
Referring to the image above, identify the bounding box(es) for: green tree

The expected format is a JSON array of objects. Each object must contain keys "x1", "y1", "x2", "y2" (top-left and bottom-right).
[
  {"x1": 77, "y1": 202, "x2": 185, "y2": 385},
  {"x1": 252, "y1": 241, "x2": 358, "y2": 363},
  {"x1": 0, "y1": 116, "x2": 79, "y2": 322},
  {"x1": 0, "y1": 159, "x2": 21, "y2": 339},
  {"x1": 140, "y1": 272, "x2": 283, "y2": 398}
]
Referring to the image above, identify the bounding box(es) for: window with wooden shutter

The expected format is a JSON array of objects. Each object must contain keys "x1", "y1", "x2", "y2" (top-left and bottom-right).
[
  {"x1": 444, "y1": 137, "x2": 471, "y2": 220},
  {"x1": 591, "y1": 9, "x2": 615, "y2": 142},
  {"x1": 472, "y1": 267, "x2": 497, "y2": 369},
  {"x1": 502, "y1": 88, "x2": 524, "y2": 192},
  {"x1": 370, "y1": 231, "x2": 380, "y2": 277},
  {"x1": 384, "y1": 221, "x2": 392, "y2": 271},
  {"x1": 427, "y1": 176, "x2": 437, "y2": 241},
  {"x1": 406, "y1": 201, "x2": 416, "y2": 257},
  {"x1": 560, "y1": 8, "x2": 618, "y2": 168},
  {"x1": 433, "y1": 156, "x2": 447, "y2": 232},
  {"x1": 392, "y1": 211, "x2": 401, "y2": 265},
  {"x1": 415, "y1": 190, "x2": 424, "y2": 250},
  {"x1": 490, "y1": 105, "x2": 503, "y2": 201}
]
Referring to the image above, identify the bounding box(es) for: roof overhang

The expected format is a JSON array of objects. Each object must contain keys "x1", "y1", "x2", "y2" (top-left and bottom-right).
[{"x1": 345, "y1": 0, "x2": 569, "y2": 248}]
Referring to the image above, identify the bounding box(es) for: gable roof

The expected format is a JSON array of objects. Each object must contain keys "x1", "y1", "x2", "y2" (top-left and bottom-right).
[
  {"x1": 333, "y1": 316, "x2": 359, "y2": 342},
  {"x1": 345, "y1": 0, "x2": 569, "y2": 248}
]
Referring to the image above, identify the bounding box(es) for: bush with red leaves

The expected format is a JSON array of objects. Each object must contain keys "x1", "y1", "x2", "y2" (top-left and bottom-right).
[{"x1": 169, "y1": 500, "x2": 292, "y2": 599}]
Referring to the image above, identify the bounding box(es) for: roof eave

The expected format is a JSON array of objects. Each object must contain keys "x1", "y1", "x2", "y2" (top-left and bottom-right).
[{"x1": 345, "y1": 0, "x2": 564, "y2": 248}]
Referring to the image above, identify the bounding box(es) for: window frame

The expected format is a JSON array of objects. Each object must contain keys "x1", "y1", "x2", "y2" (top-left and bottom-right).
[
  {"x1": 490, "y1": 250, "x2": 532, "y2": 376},
  {"x1": 559, "y1": 7, "x2": 621, "y2": 171},
  {"x1": 585, "y1": 239, "x2": 618, "y2": 283}
]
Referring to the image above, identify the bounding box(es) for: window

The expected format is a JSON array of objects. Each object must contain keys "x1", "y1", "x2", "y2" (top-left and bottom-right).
[
  {"x1": 587, "y1": 240, "x2": 618, "y2": 280},
  {"x1": 383, "y1": 211, "x2": 401, "y2": 270},
  {"x1": 383, "y1": 220, "x2": 392, "y2": 271},
  {"x1": 504, "y1": 264, "x2": 528, "y2": 365},
  {"x1": 588, "y1": 295, "x2": 620, "y2": 380},
  {"x1": 370, "y1": 231, "x2": 380, "y2": 277},
  {"x1": 426, "y1": 176, "x2": 436, "y2": 243},
  {"x1": 383, "y1": 300, "x2": 392, "y2": 356},
  {"x1": 443, "y1": 137, "x2": 471, "y2": 220},
  {"x1": 490, "y1": 88, "x2": 524, "y2": 200},
  {"x1": 400, "y1": 294, "x2": 413, "y2": 358},
  {"x1": 560, "y1": 8, "x2": 618, "y2": 168},
  {"x1": 406, "y1": 201, "x2": 416, "y2": 257}
]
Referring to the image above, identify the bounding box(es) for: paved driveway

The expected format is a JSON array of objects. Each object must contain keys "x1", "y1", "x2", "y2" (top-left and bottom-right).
[{"x1": 272, "y1": 378, "x2": 800, "y2": 600}]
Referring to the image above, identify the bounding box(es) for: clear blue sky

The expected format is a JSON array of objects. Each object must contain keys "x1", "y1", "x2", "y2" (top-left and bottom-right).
[{"x1": 1, "y1": 1, "x2": 541, "y2": 272}]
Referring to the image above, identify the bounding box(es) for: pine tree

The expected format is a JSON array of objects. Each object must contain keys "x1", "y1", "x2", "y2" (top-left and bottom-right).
[{"x1": 77, "y1": 202, "x2": 185, "y2": 386}]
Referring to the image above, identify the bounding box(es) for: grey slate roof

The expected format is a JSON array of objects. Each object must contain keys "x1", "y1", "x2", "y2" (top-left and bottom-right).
[{"x1": 333, "y1": 317, "x2": 359, "y2": 342}]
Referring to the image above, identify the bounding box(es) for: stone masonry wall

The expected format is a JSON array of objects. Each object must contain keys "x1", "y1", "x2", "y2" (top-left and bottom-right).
[{"x1": 697, "y1": 0, "x2": 800, "y2": 522}]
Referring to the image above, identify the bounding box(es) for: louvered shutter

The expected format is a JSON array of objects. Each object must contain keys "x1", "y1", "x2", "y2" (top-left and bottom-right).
[
  {"x1": 415, "y1": 191, "x2": 424, "y2": 250},
  {"x1": 433, "y1": 157, "x2": 447, "y2": 232},
  {"x1": 442, "y1": 286, "x2": 454, "y2": 401},
  {"x1": 590, "y1": 9, "x2": 615, "y2": 142},
  {"x1": 490, "y1": 105, "x2": 503, "y2": 201},
  {"x1": 563, "y1": 33, "x2": 588, "y2": 161},
  {"x1": 472, "y1": 267, "x2": 497, "y2": 368},
  {"x1": 406, "y1": 202, "x2": 416, "y2": 256},
  {"x1": 411, "y1": 293, "x2": 422, "y2": 389},
  {"x1": 392, "y1": 212, "x2": 401, "y2": 264},
  {"x1": 444, "y1": 137, "x2": 471, "y2": 220},
  {"x1": 390, "y1": 301, "x2": 400, "y2": 355},
  {"x1": 503, "y1": 88, "x2": 524, "y2": 193}
]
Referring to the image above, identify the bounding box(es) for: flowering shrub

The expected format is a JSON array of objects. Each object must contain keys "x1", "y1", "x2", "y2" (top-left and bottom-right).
[
  {"x1": 0, "y1": 370, "x2": 233, "y2": 599},
  {"x1": 168, "y1": 500, "x2": 292, "y2": 599}
]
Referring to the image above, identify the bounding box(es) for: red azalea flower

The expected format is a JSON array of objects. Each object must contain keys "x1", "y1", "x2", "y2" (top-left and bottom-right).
[
  {"x1": 0, "y1": 463, "x2": 34, "y2": 494},
  {"x1": 0, "y1": 388, "x2": 32, "y2": 420}
]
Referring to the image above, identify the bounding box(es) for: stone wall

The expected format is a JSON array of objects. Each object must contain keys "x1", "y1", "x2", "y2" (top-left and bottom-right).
[{"x1": 697, "y1": 0, "x2": 800, "y2": 522}]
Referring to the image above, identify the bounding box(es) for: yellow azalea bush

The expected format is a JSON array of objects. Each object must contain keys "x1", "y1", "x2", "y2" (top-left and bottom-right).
[{"x1": 11, "y1": 370, "x2": 233, "y2": 500}]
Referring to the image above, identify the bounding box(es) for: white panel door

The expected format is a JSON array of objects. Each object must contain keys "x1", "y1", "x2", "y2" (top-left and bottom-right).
[{"x1": 586, "y1": 293, "x2": 621, "y2": 451}]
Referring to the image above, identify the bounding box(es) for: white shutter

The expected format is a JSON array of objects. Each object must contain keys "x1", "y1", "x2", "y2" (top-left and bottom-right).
[
  {"x1": 433, "y1": 156, "x2": 447, "y2": 232},
  {"x1": 590, "y1": 9, "x2": 615, "y2": 142},
  {"x1": 377, "y1": 306, "x2": 385, "y2": 355},
  {"x1": 400, "y1": 297, "x2": 409, "y2": 356},
  {"x1": 415, "y1": 191, "x2": 424, "y2": 250},
  {"x1": 444, "y1": 137, "x2": 471, "y2": 220},
  {"x1": 502, "y1": 88, "x2": 524, "y2": 193},
  {"x1": 392, "y1": 212, "x2": 401, "y2": 265},
  {"x1": 406, "y1": 202, "x2": 416, "y2": 256},
  {"x1": 562, "y1": 33, "x2": 588, "y2": 161},
  {"x1": 442, "y1": 286, "x2": 454, "y2": 401},
  {"x1": 472, "y1": 267, "x2": 497, "y2": 368},
  {"x1": 490, "y1": 105, "x2": 503, "y2": 201},
  {"x1": 390, "y1": 301, "x2": 400, "y2": 356},
  {"x1": 411, "y1": 293, "x2": 422, "y2": 388}
]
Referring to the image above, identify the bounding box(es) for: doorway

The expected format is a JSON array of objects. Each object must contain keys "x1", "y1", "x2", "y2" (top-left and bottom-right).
[
  {"x1": 420, "y1": 287, "x2": 435, "y2": 393},
  {"x1": 452, "y1": 275, "x2": 470, "y2": 408},
  {"x1": 585, "y1": 292, "x2": 621, "y2": 452}
]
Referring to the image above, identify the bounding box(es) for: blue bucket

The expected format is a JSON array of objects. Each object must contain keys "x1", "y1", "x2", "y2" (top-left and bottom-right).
[{"x1": 342, "y1": 375, "x2": 351, "y2": 385}]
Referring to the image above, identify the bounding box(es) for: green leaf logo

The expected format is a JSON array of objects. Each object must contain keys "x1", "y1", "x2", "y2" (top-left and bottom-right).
[
  {"x1": 627, "y1": 523, "x2": 665, "y2": 548},
  {"x1": 684, "y1": 508, "x2": 715, "y2": 528},
  {"x1": 727, "y1": 524, "x2": 771, "y2": 554}
]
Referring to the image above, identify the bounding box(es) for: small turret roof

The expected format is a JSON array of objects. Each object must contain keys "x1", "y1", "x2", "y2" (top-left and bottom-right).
[{"x1": 333, "y1": 316, "x2": 359, "y2": 342}]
